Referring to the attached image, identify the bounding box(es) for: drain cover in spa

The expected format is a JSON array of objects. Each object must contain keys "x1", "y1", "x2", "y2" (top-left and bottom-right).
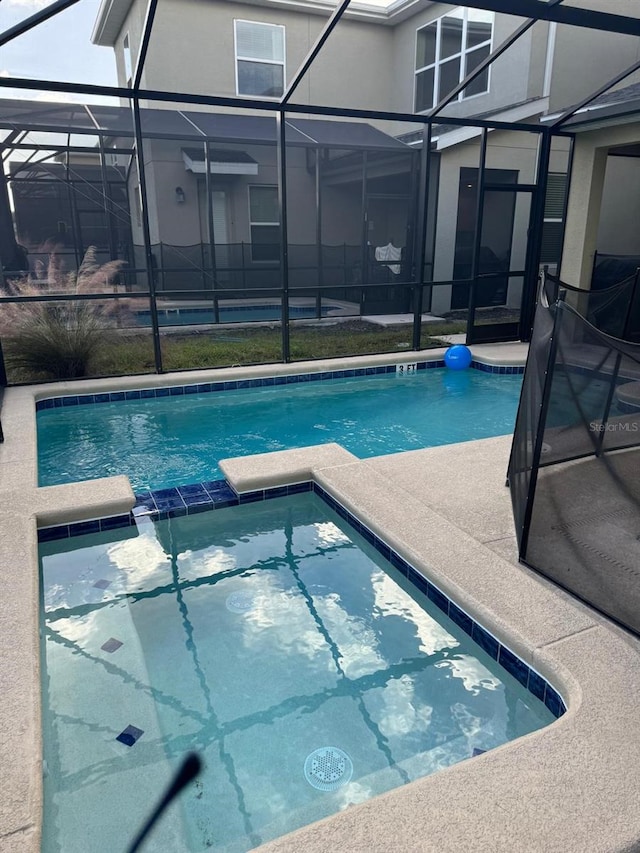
[
  {"x1": 304, "y1": 747, "x2": 353, "y2": 792},
  {"x1": 225, "y1": 591, "x2": 255, "y2": 613}
]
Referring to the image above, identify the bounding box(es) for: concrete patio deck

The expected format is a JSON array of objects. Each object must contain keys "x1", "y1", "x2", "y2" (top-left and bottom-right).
[{"x1": 2, "y1": 343, "x2": 640, "y2": 852}]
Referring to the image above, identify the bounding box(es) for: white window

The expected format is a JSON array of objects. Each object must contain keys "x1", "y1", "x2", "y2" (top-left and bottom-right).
[
  {"x1": 123, "y1": 33, "x2": 132, "y2": 88},
  {"x1": 249, "y1": 185, "x2": 280, "y2": 262},
  {"x1": 415, "y1": 8, "x2": 493, "y2": 112},
  {"x1": 234, "y1": 20, "x2": 285, "y2": 98}
]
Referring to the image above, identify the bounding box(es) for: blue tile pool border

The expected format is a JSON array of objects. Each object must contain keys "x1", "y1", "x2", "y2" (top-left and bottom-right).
[
  {"x1": 37, "y1": 475, "x2": 565, "y2": 720},
  {"x1": 34, "y1": 360, "x2": 524, "y2": 410}
]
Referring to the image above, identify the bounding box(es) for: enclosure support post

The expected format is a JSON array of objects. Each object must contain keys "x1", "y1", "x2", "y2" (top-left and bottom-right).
[
  {"x1": 315, "y1": 150, "x2": 323, "y2": 319},
  {"x1": 204, "y1": 141, "x2": 219, "y2": 324},
  {"x1": 466, "y1": 129, "x2": 488, "y2": 344},
  {"x1": 520, "y1": 129, "x2": 552, "y2": 341},
  {"x1": 132, "y1": 99, "x2": 163, "y2": 373},
  {"x1": 276, "y1": 111, "x2": 290, "y2": 362},
  {"x1": 412, "y1": 124, "x2": 432, "y2": 352}
]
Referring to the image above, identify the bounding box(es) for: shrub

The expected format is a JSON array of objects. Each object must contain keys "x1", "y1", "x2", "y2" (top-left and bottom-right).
[{"x1": 0, "y1": 247, "x2": 126, "y2": 380}]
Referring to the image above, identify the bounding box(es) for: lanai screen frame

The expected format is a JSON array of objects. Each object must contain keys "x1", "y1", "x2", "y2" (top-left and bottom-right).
[{"x1": 1, "y1": 0, "x2": 639, "y2": 379}]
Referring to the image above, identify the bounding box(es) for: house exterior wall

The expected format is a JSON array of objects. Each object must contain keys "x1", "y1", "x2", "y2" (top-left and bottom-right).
[{"x1": 597, "y1": 156, "x2": 640, "y2": 256}]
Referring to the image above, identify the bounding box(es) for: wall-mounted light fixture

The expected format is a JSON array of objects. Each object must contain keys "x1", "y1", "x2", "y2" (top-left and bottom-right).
[{"x1": 175, "y1": 186, "x2": 186, "y2": 204}]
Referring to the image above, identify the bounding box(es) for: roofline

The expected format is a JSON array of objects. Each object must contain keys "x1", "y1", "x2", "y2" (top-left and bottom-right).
[
  {"x1": 542, "y1": 98, "x2": 640, "y2": 132},
  {"x1": 91, "y1": 0, "x2": 436, "y2": 46}
]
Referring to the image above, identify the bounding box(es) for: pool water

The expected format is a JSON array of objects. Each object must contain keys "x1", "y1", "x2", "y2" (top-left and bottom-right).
[
  {"x1": 136, "y1": 304, "x2": 342, "y2": 326},
  {"x1": 39, "y1": 494, "x2": 554, "y2": 853},
  {"x1": 37, "y1": 368, "x2": 522, "y2": 492}
]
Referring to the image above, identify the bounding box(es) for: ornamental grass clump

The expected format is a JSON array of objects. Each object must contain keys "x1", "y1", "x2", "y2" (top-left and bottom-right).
[{"x1": 0, "y1": 247, "x2": 126, "y2": 380}]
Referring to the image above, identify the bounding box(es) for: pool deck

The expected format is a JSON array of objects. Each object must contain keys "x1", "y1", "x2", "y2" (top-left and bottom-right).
[{"x1": 2, "y1": 342, "x2": 640, "y2": 852}]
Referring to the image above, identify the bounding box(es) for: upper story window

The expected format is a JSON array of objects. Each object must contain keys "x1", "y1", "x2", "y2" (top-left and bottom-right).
[
  {"x1": 415, "y1": 8, "x2": 493, "y2": 112},
  {"x1": 234, "y1": 20, "x2": 285, "y2": 98},
  {"x1": 123, "y1": 33, "x2": 132, "y2": 88}
]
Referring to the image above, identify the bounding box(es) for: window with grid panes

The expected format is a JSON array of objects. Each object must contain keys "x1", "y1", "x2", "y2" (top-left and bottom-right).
[{"x1": 415, "y1": 8, "x2": 493, "y2": 112}]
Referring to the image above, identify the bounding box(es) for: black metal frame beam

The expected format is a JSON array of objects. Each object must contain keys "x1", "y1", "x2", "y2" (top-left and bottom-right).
[
  {"x1": 0, "y1": 77, "x2": 564, "y2": 134},
  {"x1": 0, "y1": 0, "x2": 81, "y2": 48},
  {"x1": 439, "y1": 0, "x2": 640, "y2": 37},
  {"x1": 133, "y1": 0, "x2": 160, "y2": 91},
  {"x1": 552, "y1": 55, "x2": 640, "y2": 128},
  {"x1": 281, "y1": 0, "x2": 351, "y2": 106}
]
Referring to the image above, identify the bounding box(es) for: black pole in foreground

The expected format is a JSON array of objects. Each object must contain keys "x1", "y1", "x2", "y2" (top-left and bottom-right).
[{"x1": 127, "y1": 752, "x2": 202, "y2": 853}]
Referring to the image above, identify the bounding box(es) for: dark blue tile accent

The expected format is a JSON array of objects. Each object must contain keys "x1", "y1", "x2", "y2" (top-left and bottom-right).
[
  {"x1": 140, "y1": 389, "x2": 155, "y2": 398},
  {"x1": 78, "y1": 395, "x2": 95, "y2": 405},
  {"x1": 212, "y1": 499, "x2": 238, "y2": 510},
  {"x1": 449, "y1": 602, "x2": 473, "y2": 636},
  {"x1": 35, "y1": 400, "x2": 45, "y2": 412},
  {"x1": 528, "y1": 669, "x2": 546, "y2": 702},
  {"x1": 333, "y1": 370, "x2": 345, "y2": 379},
  {"x1": 166, "y1": 506, "x2": 188, "y2": 518},
  {"x1": 177, "y1": 483, "x2": 209, "y2": 498},
  {"x1": 427, "y1": 584, "x2": 449, "y2": 615},
  {"x1": 544, "y1": 686, "x2": 563, "y2": 717},
  {"x1": 53, "y1": 398, "x2": 63, "y2": 407},
  {"x1": 224, "y1": 381, "x2": 238, "y2": 391},
  {"x1": 390, "y1": 551, "x2": 409, "y2": 575},
  {"x1": 68, "y1": 520, "x2": 101, "y2": 537},
  {"x1": 101, "y1": 638, "x2": 123, "y2": 653},
  {"x1": 499, "y1": 646, "x2": 530, "y2": 688},
  {"x1": 408, "y1": 567, "x2": 429, "y2": 595},
  {"x1": 262, "y1": 376, "x2": 275, "y2": 386},
  {"x1": 182, "y1": 493, "x2": 211, "y2": 508},
  {"x1": 287, "y1": 482, "x2": 311, "y2": 495},
  {"x1": 471, "y1": 623, "x2": 499, "y2": 660},
  {"x1": 472, "y1": 748, "x2": 487, "y2": 757},
  {"x1": 298, "y1": 373, "x2": 311, "y2": 382},
  {"x1": 360, "y1": 527, "x2": 375, "y2": 545},
  {"x1": 100, "y1": 514, "x2": 133, "y2": 532},
  {"x1": 197, "y1": 383, "x2": 212, "y2": 393},
  {"x1": 183, "y1": 385, "x2": 199, "y2": 394},
  {"x1": 93, "y1": 578, "x2": 111, "y2": 590},
  {"x1": 61, "y1": 396, "x2": 78, "y2": 407},
  {"x1": 264, "y1": 486, "x2": 289, "y2": 500},
  {"x1": 285, "y1": 374, "x2": 299, "y2": 384},
  {"x1": 239, "y1": 491, "x2": 264, "y2": 503},
  {"x1": 116, "y1": 725, "x2": 144, "y2": 747},
  {"x1": 152, "y1": 487, "x2": 181, "y2": 500},
  {"x1": 187, "y1": 503, "x2": 214, "y2": 515},
  {"x1": 154, "y1": 494, "x2": 187, "y2": 512},
  {"x1": 202, "y1": 481, "x2": 237, "y2": 502},
  {"x1": 124, "y1": 390, "x2": 141, "y2": 400},
  {"x1": 38, "y1": 525, "x2": 70, "y2": 542},
  {"x1": 109, "y1": 392, "x2": 126, "y2": 402},
  {"x1": 169, "y1": 386, "x2": 184, "y2": 396},
  {"x1": 155, "y1": 388, "x2": 170, "y2": 398},
  {"x1": 373, "y1": 536, "x2": 391, "y2": 561}
]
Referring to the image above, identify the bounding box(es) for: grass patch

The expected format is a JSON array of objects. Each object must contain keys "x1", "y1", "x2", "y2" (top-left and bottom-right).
[{"x1": 8, "y1": 319, "x2": 467, "y2": 383}]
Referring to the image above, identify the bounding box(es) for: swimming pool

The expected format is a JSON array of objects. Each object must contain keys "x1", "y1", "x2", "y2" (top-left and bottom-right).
[
  {"x1": 136, "y1": 303, "x2": 344, "y2": 326},
  {"x1": 37, "y1": 365, "x2": 523, "y2": 492},
  {"x1": 39, "y1": 491, "x2": 557, "y2": 852}
]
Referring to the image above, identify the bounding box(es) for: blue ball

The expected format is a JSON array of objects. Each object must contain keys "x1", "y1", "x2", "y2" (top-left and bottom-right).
[{"x1": 444, "y1": 344, "x2": 472, "y2": 371}]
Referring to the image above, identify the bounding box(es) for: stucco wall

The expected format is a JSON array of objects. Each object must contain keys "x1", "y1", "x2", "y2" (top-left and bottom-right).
[{"x1": 597, "y1": 155, "x2": 640, "y2": 256}]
